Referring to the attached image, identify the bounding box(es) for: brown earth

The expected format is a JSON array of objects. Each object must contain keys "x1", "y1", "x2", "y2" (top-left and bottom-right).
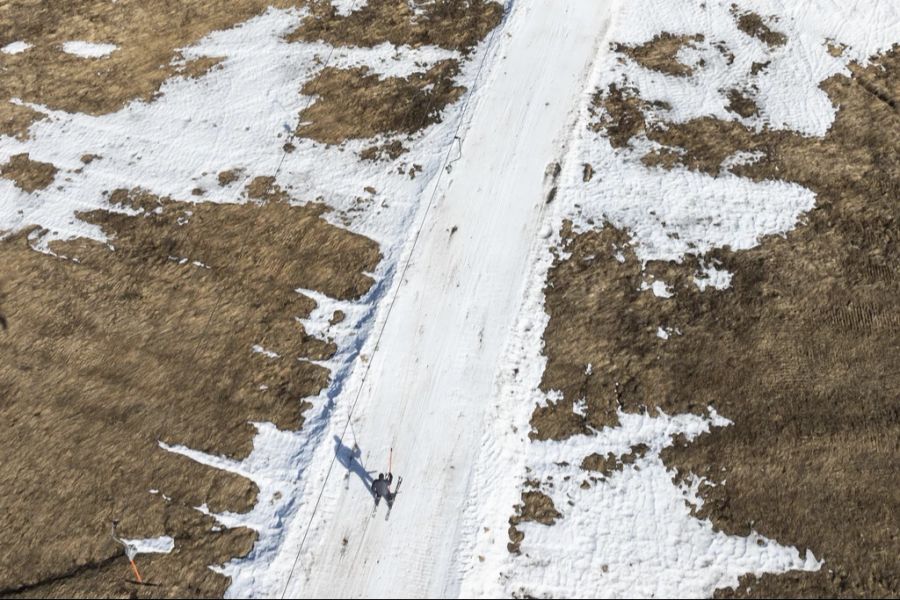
[
  {"x1": 733, "y1": 9, "x2": 787, "y2": 48},
  {"x1": 0, "y1": 153, "x2": 58, "y2": 192},
  {"x1": 529, "y1": 42, "x2": 899, "y2": 597},
  {"x1": 580, "y1": 443, "x2": 650, "y2": 480},
  {"x1": 296, "y1": 60, "x2": 464, "y2": 144},
  {"x1": 287, "y1": 0, "x2": 503, "y2": 53},
  {"x1": 614, "y1": 33, "x2": 706, "y2": 77},
  {"x1": 725, "y1": 87, "x2": 758, "y2": 118},
  {"x1": 507, "y1": 490, "x2": 562, "y2": 554},
  {"x1": 0, "y1": 184, "x2": 380, "y2": 597}
]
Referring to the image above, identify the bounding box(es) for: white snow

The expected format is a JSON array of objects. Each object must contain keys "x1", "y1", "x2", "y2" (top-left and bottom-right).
[
  {"x1": 61, "y1": 41, "x2": 119, "y2": 58},
  {"x1": 1, "y1": 41, "x2": 31, "y2": 55},
  {"x1": 695, "y1": 263, "x2": 735, "y2": 292},
  {"x1": 251, "y1": 344, "x2": 280, "y2": 359},
  {"x1": 120, "y1": 535, "x2": 175, "y2": 559}
]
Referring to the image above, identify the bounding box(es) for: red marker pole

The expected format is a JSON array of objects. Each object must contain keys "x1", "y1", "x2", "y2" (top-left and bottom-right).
[{"x1": 129, "y1": 558, "x2": 143, "y2": 584}]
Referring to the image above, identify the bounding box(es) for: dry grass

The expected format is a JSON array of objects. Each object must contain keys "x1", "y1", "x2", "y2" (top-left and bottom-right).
[
  {"x1": 0, "y1": 185, "x2": 380, "y2": 596},
  {"x1": 297, "y1": 61, "x2": 464, "y2": 144},
  {"x1": 614, "y1": 33, "x2": 705, "y2": 77},
  {"x1": 530, "y1": 46, "x2": 900, "y2": 596},
  {"x1": 0, "y1": 0, "x2": 311, "y2": 139},
  {"x1": 0, "y1": 153, "x2": 58, "y2": 192},
  {"x1": 287, "y1": 0, "x2": 503, "y2": 53},
  {"x1": 734, "y1": 10, "x2": 787, "y2": 48}
]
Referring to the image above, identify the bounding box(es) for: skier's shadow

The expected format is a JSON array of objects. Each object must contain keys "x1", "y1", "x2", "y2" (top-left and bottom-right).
[{"x1": 333, "y1": 435, "x2": 375, "y2": 498}]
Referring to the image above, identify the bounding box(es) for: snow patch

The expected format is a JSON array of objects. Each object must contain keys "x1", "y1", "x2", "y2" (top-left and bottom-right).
[
  {"x1": 121, "y1": 535, "x2": 175, "y2": 558},
  {"x1": 694, "y1": 263, "x2": 734, "y2": 291},
  {"x1": 62, "y1": 41, "x2": 119, "y2": 58},
  {"x1": 2, "y1": 41, "x2": 31, "y2": 55}
]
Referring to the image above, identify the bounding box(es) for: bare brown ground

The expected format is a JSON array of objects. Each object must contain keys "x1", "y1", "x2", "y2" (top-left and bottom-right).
[
  {"x1": 507, "y1": 491, "x2": 561, "y2": 554},
  {"x1": 287, "y1": 0, "x2": 503, "y2": 53},
  {"x1": 733, "y1": 9, "x2": 787, "y2": 48},
  {"x1": 0, "y1": 153, "x2": 58, "y2": 192},
  {"x1": 530, "y1": 44, "x2": 899, "y2": 596},
  {"x1": 296, "y1": 60, "x2": 464, "y2": 144},
  {"x1": 0, "y1": 184, "x2": 380, "y2": 597},
  {"x1": 614, "y1": 33, "x2": 705, "y2": 77}
]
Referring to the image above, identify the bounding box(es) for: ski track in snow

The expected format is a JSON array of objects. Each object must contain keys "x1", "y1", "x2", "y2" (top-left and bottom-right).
[{"x1": 2, "y1": 0, "x2": 898, "y2": 598}]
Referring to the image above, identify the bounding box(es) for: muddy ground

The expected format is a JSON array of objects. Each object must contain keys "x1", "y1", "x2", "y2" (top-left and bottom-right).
[{"x1": 526, "y1": 30, "x2": 898, "y2": 598}]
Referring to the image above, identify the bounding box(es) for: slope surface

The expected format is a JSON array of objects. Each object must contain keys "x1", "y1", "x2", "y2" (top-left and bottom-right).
[{"x1": 283, "y1": 2, "x2": 613, "y2": 597}]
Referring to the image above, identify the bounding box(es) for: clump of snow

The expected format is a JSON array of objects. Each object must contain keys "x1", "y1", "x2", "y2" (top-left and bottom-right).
[
  {"x1": 331, "y1": 0, "x2": 363, "y2": 17},
  {"x1": 2, "y1": 41, "x2": 32, "y2": 55},
  {"x1": 251, "y1": 344, "x2": 280, "y2": 359},
  {"x1": 695, "y1": 262, "x2": 734, "y2": 291},
  {"x1": 721, "y1": 149, "x2": 765, "y2": 173},
  {"x1": 121, "y1": 535, "x2": 175, "y2": 558},
  {"x1": 641, "y1": 279, "x2": 673, "y2": 298},
  {"x1": 61, "y1": 41, "x2": 119, "y2": 58},
  {"x1": 656, "y1": 326, "x2": 669, "y2": 339}
]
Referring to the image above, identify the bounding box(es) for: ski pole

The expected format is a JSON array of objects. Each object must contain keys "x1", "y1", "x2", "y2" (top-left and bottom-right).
[{"x1": 388, "y1": 447, "x2": 393, "y2": 474}]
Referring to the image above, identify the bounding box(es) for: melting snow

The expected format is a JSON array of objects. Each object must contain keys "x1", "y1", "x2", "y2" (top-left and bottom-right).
[
  {"x1": 61, "y1": 41, "x2": 119, "y2": 58},
  {"x1": 2, "y1": 41, "x2": 31, "y2": 55}
]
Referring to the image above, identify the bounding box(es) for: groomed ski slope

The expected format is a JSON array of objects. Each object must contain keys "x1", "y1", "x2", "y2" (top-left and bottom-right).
[{"x1": 280, "y1": 2, "x2": 614, "y2": 597}]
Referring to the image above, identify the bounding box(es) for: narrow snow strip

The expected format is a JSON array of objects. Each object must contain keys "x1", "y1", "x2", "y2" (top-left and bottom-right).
[
  {"x1": 61, "y1": 41, "x2": 119, "y2": 58},
  {"x1": 270, "y1": 2, "x2": 616, "y2": 598}
]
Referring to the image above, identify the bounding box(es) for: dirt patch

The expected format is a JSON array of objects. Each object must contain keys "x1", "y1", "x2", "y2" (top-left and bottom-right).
[
  {"x1": 0, "y1": 104, "x2": 46, "y2": 140},
  {"x1": 733, "y1": 9, "x2": 787, "y2": 48},
  {"x1": 507, "y1": 491, "x2": 562, "y2": 554},
  {"x1": 580, "y1": 443, "x2": 650, "y2": 479},
  {"x1": 360, "y1": 140, "x2": 408, "y2": 161},
  {"x1": 287, "y1": 0, "x2": 504, "y2": 53},
  {"x1": 532, "y1": 47, "x2": 899, "y2": 596},
  {"x1": 0, "y1": 185, "x2": 381, "y2": 596},
  {"x1": 614, "y1": 33, "x2": 705, "y2": 77},
  {"x1": 725, "y1": 88, "x2": 758, "y2": 118},
  {"x1": 217, "y1": 168, "x2": 243, "y2": 187},
  {"x1": 588, "y1": 84, "x2": 670, "y2": 149},
  {"x1": 296, "y1": 61, "x2": 465, "y2": 145},
  {"x1": 176, "y1": 55, "x2": 225, "y2": 80},
  {"x1": 1, "y1": 153, "x2": 58, "y2": 192},
  {"x1": 0, "y1": 0, "x2": 310, "y2": 137}
]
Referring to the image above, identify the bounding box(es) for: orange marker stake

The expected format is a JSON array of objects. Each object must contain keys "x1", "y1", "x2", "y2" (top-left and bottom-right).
[{"x1": 129, "y1": 558, "x2": 143, "y2": 584}]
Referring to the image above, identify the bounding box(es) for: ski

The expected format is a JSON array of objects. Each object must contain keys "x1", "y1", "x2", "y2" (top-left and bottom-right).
[{"x1": 385, "y1": 476, "x2": 403, "y2": 522}]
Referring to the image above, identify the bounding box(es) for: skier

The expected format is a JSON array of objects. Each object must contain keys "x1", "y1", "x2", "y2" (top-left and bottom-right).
[{"x1": 371, "y1": 472, "x2": 395, "y2": 508}]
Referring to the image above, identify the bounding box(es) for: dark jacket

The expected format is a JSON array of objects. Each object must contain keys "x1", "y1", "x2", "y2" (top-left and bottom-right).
[{"x1": 371, "y1": 473, "x2": 393, "y2": 499}]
